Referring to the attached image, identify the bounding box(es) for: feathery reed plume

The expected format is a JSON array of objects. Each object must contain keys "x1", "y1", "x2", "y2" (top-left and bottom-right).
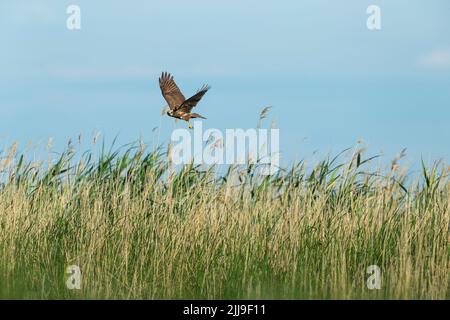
[
  {"x1": 258, "y1": 106, "x2": 272, "y2": 128},
  {"x1": 391, "y1": 148, "x2": 407, "y2": 171}
]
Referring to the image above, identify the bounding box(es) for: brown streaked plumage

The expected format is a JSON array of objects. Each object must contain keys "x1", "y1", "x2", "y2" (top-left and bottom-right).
[{"x1": 159, "y1": 72, "x2": 210, "y2": 129}]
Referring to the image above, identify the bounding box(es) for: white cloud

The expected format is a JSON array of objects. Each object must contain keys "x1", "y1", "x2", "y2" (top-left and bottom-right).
[{"x1": 419, "y1": 49, "x2": 450, "y2": 68}]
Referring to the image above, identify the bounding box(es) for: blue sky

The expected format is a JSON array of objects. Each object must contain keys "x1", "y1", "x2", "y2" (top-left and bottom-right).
[{"x1": 1, "y1": 0, "x2": 449, "y2": 169}]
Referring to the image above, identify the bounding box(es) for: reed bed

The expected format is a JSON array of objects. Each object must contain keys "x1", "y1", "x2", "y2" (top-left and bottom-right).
[{"x1": 0, "y1": 141, "x2": 448, "y2": 299}]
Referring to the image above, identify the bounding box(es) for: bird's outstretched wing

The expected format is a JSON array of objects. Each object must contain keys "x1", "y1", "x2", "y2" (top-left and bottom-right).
[
  {"x1": 177, "y1": 85, "x2": 210, "y2": 113},
  {"x1": 159, "y1": 72, "x2": 185, "y2": 110}
]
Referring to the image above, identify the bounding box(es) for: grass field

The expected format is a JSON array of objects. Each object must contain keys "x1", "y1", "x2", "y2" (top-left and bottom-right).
[{"x1": 0, "y1": 140, "x2": 448, "y2": 299}]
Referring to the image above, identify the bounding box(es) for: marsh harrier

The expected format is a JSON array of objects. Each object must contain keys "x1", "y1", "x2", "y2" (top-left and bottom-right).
[{"x1": 159, "y1": 72, "x2": 210, "y2": 129}]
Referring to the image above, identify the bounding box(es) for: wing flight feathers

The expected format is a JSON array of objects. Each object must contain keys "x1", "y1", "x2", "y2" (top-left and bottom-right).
[
  {"x1": 159, "y1": 72, "x2": 185, "y2": 110},
  {"x1": 177, "y1": 85, "x2": 210, "y2": 113}
]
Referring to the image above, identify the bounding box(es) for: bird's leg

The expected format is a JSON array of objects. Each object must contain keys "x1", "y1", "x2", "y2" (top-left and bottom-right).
[{"x1": 188, "y1": 122, "x2": 193, "y2": 129}]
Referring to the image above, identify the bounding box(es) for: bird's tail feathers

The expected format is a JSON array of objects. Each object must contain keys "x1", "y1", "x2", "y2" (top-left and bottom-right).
[{"x1": 190, "y1": 113, "x2": 207, "y2": 119}]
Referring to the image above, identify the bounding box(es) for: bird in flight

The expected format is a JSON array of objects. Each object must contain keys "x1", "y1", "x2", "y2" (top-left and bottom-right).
[{"x1": 159, "y1": 72, "x2": 210, "y2": 129}]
